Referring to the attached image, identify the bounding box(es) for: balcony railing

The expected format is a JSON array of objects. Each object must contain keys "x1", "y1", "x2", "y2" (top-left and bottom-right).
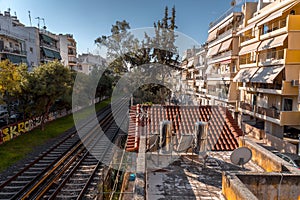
[
  {"x1": 0, "y1": 48, "x2": 26, "y2": 56},
  {"x1": 240, "y1": 101, "x2": 253, "y2": 112},
  {"x1": 257, "y1": 106, "x2": 280, "y2": 119},
  {"x1": 239, "y1": 55, "x2": 256, "y2": 65},
  {"x1": 40, "y1": 41, "x2": 59, "y2": 51},
  {"x1": 216, "y1": 29, "x2": 233, "y2": 41},
  {"x1": 208, "y1": 51, "x2": 235, "y2": 64},
  {"x1": 261, "y1": 18, "x2": 287, "y2": 35},
  {"x1": 207, "y1": 72, "x2": 236, "y2": 79},
  {"x1": 258, "y1": 49, "x2": 284, "y2": 63}
]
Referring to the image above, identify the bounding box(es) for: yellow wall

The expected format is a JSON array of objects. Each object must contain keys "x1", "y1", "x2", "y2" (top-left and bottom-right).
[
  {"x1": 288, "y1": 14, "x2": 300, "y2": 31},
  {"x1": 285, "y1": 65, "x2": 300, "y2": 81},
  {"x1": 288, "y1": 33, "x2": 300, "y2": 50},
  {"x1": 280, "y1": 111, "x2": 300, "y2": 125},
  {"x1": 285, "y1": 49, "x2": 300, "y2": 63}
]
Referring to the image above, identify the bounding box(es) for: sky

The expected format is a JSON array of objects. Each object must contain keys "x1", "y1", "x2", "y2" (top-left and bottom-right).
[{"x1": 0, "y1": 0, "x2": 239, "y2": 57}]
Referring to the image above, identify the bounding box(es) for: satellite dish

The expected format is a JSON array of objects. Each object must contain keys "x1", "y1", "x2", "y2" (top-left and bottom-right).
[
  {"x1": 231, "y1": 0, "x2": 236, "y2": 7},
  {"x1": 230, "y1": 147, "x2": 252, "y2": 168}
]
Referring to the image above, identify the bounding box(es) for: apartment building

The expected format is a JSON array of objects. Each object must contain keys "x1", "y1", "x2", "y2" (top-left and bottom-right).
[
  {"x1": 179, "y1": 48, "x2": 200, "y2": 105},
  {"x1": 235, "y1": 0, "x2": 300, "y2": 141},
  {"x1": 194, "y1": 44, "x2": 208, "y2": 105},
  {"x1": 59, "y1": 34, "x2": 77, "y2": 69},
  {"x1": 0, "y1": 10, "x2": 39, "y2": 69},
  {"x1": 205, "y1": 4, "x2": 242, "y2": 109},
  {"x1": 39, "y1": 29, "x2": 61, "y2": 64},
  {"x1": 77, "y1": 53, "x2": 106, "y2": 75}
]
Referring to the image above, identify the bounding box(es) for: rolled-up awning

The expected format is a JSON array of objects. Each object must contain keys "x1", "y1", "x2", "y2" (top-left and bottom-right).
[
  {"x1": 257, "y1": 34, "x2": 288, "y2": 51},
  {"x1": 237, "y1": 23, "x2": 256, "y2": 35},
  {"x1": 207, "y1": 43, "x2": 222, "y2": 58},
  {"x1": 257, "y1": 1, "x2": 299, "y2": 27},
  {"x1": 207, "y1": 28, "x2": 218, "y2": 43},
  {"x1": 233, "y1": 67, "x2": 259, "y2": 82},
  {"x1": 239, "y1": 41, "x2": 261, "y2": 55},
  {"x1": 219, "y1": 38, "x2": 232, "y2": 52},
  {"x1": 250, "y1": 65, "x2": 284, "y2": 83}
]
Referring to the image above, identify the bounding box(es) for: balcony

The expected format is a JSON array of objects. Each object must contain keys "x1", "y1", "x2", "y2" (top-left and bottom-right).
[
  {"x1": 207, "y1": 72, "x2": 236, "y2": 80},
  {"x1": 0, "y1": 47, "x2": 26, "y2": 56},
  {"x1": 40, "y1": 41, "x2": 59, "y2": 51},
  {"x1": 239, "y1": 55, "x2": 256, "y2": 66},
  {"x1": 208, "y1": 51, "x2": 237, "y2": 64},
  {"x1": 240, "y1": 102, "x2": 253, "y2": 112},
  {"x1": 261, "y1": 18, "x2": 287, "y2": 36},
  {"x1": 239, "y1": 102, "x2": 300, "y2": 126},
  {"x1": 257, "y1": 106, "x2": 280, "y2": 120},
  {"x1": 258, "y1": 49, "x2": 284, "y2": 66}
]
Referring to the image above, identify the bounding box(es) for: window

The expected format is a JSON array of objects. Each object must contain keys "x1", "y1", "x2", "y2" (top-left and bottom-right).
[
  {"x1": 262, "y1": 25, "x2": 269, "y2": 35},
  {"x1": 30, "y1": 47, "x2": 33, "y2": 53},
  {"x1": 9, "y1": 42, "x2": 13, "y2": 48},
  {"x1": 283, "y1": 98, "x2": 293, "y2": 111}
]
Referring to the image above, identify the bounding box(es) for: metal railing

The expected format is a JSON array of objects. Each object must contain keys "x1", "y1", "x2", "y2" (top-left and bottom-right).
[
  {"x1": 261, "y1": 18, "x2": 287, "y2": 35},
  {"x1": 239, "y1": 55, "x2": 256, "y2": 65},
  {"x1": 0, "y1": 48, "x2": 26, "y2": 56},
  {"x1": 240, "y1": 102, "x2": 253, "y2": 111},
  {"x1": 209, "y1": 50, "x2": 234, "y2": 62},
  {"x1": 257, "y1": 106, "x2": 280, "y2": 119},
  {"x1": 258, "y1": 49, "x2": 284, "y2": 63}
]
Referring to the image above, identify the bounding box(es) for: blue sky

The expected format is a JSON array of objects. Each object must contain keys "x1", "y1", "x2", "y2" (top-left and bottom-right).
[{"x1": 0, "y1": 0, "x2": 237, "y2": 56}]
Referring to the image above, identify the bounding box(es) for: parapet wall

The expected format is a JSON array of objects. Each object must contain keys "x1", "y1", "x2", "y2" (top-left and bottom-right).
[{"x1": 223, "y1": 172, "x2": 300, "y2": 200}]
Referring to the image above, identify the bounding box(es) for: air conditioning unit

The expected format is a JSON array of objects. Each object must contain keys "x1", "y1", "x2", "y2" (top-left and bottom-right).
[{"x1": 291, "y1": 80, "x2": 299, "y2": 87}]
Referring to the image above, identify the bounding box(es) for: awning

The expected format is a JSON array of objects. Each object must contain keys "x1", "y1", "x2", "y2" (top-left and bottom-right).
[
  {"x1": 53, "y1": 51, "x2": 62, "y2": 60},
  {"x1": 239, "y1": 41, "x2": 261, "y2": 55},
  {"x1": 42, "y1": 48, "x2": 61, "y2": 60},
  {"x1": 237, "y1": 23, "x2": 256, "y2": 35},
  {"x1": 233, "y1": 67, "x2": 259, "y2": 82},
  {"x1": 257, "y1": 34, "x2": 288, "y2": 51},
  {"x1": 207, "y1": 43, "x2": 222, "y2": 58},
  {"x1": 219, "y1": 17, "x2": 233, "y2": 30},
  {"x1": 6, "y1": 54, "x2": 27, "y2": 64},
  {"x1": 207, "y1": 28, "x2": 218, "y2": 43},
  {"x1": 251, "y1": 65, "x2": 284, "y2": 83},
  {"x1": 41, "y1": 34, "x2": 54, "y2": 44},
  {"x1": 257, "y1": 2, "x2": 298, "y2": 27},
  {"x1": 219, "y1": 39, "x2": 232, "y2": 52}
]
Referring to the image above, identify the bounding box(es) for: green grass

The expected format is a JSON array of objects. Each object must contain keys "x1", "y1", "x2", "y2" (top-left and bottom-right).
[{"x1": 0, "y1": 98, "x2": 111, "y2": 173}]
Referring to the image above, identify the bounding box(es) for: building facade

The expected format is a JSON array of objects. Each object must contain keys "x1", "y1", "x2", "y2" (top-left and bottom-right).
[
  {"x1": 205, "y1": 5, "x2": 242, "y2": 109},
  {"x1": 235, "y1": 0, "x2": 300, "y2": 140},
  {"x1": 77, "y1": 53, "x2": 106, "y2": 75},
  {"x1": 59, "y1": 34, "x2": 77, "y2": 69}
]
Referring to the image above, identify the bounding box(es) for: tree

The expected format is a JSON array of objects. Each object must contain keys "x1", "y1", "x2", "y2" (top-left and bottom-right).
[
  {"x1": 27, "y1": 61, "x2": 72, "y2": 130},
  {"x1": 0, "y1": 60, "x2": 28, "y2": 119},
  {"x1": 95, "y1": 6, "x2": 180, "y2": 105},
  {"x1": 95, "y1": 20, "x2": 140, "y2": 73}
]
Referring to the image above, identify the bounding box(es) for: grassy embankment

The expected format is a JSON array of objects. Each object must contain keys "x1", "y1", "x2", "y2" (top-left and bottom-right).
[{"x1": 0, "y1": 98, "x2": 111, "y2": 173}]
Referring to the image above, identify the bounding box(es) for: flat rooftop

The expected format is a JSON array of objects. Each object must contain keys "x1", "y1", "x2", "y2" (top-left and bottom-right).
[{"x1": 147, "y1": 151, "x2": 264, "y2": 200}]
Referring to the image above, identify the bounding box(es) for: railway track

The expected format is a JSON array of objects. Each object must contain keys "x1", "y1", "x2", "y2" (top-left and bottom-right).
[{"x1": 0, "y1": 98, "x2": 128, "y2": 200}]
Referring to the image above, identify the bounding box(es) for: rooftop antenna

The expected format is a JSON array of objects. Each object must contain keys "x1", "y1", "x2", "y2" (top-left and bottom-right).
[
  {"x1": 28, "y1": 11, "x2": 32, "y2": 26},
  {"x1": 35, "y1": 17, "x2": 40, "y2": 29},
  {"x1": 41, "y1": 18, "x2": 46, "y2": 29}
]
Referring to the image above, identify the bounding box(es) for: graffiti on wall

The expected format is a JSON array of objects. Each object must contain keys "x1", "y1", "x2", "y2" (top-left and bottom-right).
[
  {"x1": 0, "y1": 117, "x2": 42, "y2": 143},
  {"x1": 0, "y1": 109, "x2": 68, "y2": 144}
]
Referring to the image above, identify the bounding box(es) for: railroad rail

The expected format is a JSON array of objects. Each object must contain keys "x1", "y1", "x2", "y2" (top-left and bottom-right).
[{"x1": 0, "y1": 98, "x2": 128, "y2": 200}]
